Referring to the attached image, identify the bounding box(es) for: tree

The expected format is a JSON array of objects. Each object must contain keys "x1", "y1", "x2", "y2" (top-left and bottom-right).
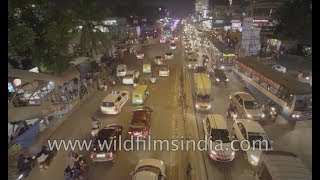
[
  {"x1": 273, "y1": 0, "x2": 312, "y2": 43},
  {"x1": 8, "y1": 0, "x2": 77, "y2": 74},
  {"x1": 73, "y1": 0, "x2": 114, "y2": 58}
]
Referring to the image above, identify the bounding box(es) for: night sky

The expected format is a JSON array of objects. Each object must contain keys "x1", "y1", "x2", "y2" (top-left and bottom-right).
[{"x1": 53, "y1": 0, "x2": 195, "y2": 18}]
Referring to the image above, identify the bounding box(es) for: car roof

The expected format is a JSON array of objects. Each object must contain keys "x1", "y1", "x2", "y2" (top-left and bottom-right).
[
  {"x1": 133, "y1": 110, "x2": 148, "y2": 121},
  {"x1": 236, "y1": 119, "x2": 266, "y2": 133},
  {"x1": 206, "y1": 114, "x2": 228, "y2": 129},
  {"x1": 96, "y1": 128, "x2": 117, "y2": 140},
  {"x1": 102, "y1": 92, "x2": 120, "y2": 102},
  {"x1": 233, "y1": 92, "x2": 255, "y2": 101}
]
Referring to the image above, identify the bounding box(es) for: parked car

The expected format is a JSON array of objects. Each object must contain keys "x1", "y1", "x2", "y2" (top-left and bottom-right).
[
  {"x1": 127, "y1": 106, "x2": 152, "y2": 140},
  {"x1": 203, "y1": 114, "x2": 235, "y2": 162},
  {"x1": 230, "y1": 92, "x2": 266, "y2": 121},
  {"x1": 100, "y1": 91, "x2": 129, "y2": 114},
  {"x1": 272, "y1": 65, "x2": 286, "y2": 73},
  {"x1": 159, "y1": 65, "x2": 170, "y2": 77},
  {"x1": 122, "y1": 70, "x2": 140, "y2": 85},
  {"x1": 154, "y1": 56, "x2": 164, "y2": 66},
  {"x1": 130, "y1": 158, "x2": 166, "y2": 180},
  {"x1": 165, "y1": 51, "x2": 174, "y2": 60},
  {"x1": 136, "y1": 52, "x2": 144, "y2": 60},
  {"x1": 232, "y1": 119, "x2": 273, "y2": 166},
  {"x1": 170, "y1": 43, "x2": 176, "y2": 50},
  {"x1": 90, "y1": 124, "x2": 123, "y2": 162}
]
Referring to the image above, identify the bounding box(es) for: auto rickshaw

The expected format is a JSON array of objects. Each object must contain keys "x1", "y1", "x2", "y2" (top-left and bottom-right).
[{"x1": 132, "y1": 85, "x2": 149, "y2": 105}]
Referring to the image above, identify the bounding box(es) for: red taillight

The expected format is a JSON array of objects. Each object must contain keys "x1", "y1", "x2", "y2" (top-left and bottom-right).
[
  {"x1": 114, "y1": 107, "x2": 118, "y2": 112},
  {"x1": 128, "y1": 131, "x2": 132, "y2": 135}
]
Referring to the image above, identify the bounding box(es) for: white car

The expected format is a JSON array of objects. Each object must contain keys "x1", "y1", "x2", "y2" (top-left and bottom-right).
[
  {"x1": 117, "y1": 64, "x2": 127, "y2": 77},
  {"x1": 159, "y1": 65, "x2": 170, "y2": 77},
  {"x1": 130, "y1": 158, "x2": 166, "y2": 180},
  {"x1": 154, "y1": 56, "x2": 164, "y2": 66},
  {"x1": 136, "y1": 52, "x2": 144, "y2": 60},
  {"x1": 232, "y1": 119, "x2": 273, "y2": 166},
  {"x1": 122, "y1": 70, "x2": 140, "y2": 85},
  {"x1": 230, "y1": 92, "x2": 266, "y2": 122},
  {"x1": 170, "y1": 43, "x2": 176, "y2": 50},
  {"x1": 203, "y1": 114, "x2": 235, "y2": 162},
  {"x1": 165, "y1": 52, "x2": 174, "y2": 60},
  {"x1": 160, "y1": 37, "x2": 166, "y2": 43},
  {"x1": 272, "y1": 65, "x2": 286, "y2": 73},
  {"x1": 100, "y1": 91, "x2": 129, "y2": 114}
]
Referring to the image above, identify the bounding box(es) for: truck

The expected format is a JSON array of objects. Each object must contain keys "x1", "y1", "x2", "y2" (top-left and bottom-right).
[
  {"x1": 193, "y1": 73, "x2": 212, "y2": 111},
  {"x1": 254, "y1": 151, "x2": 311, "y2": 180}
]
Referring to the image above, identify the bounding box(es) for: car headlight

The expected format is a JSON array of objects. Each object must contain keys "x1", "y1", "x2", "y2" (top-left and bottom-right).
[
  {"x1": 271, "y1": 107, "x2": 275, "y2": 111},
  {"x1": 195, "y1": 104, "x2": 200, "y2": 108},
  {"x1": 211, "y1": 150, "x2": 217, "y2": 155},
  {"x1": 250, "y1": 155, "x2": 259, "y2": 165},
  {"x1": 261, "y1": 113, "x2": 265, "y2": 118},
  {"x1": 231, "y1": 151, "x2": 235, "y2": 157},
  {"x1": 221, "y1": 66, "x2": 225, "y2": 69},
  {"x1": 188, "y1": 64, "x2": 192, "y2": 67},
  {"x1": 226, "y1": 78, "x2": 229, "y2": 81},
  {"x1": 292, "y1": 114, "x2": 300, "y2": 118},
  {"x1": 215, "y1": 78, "x2": 220, "y2": 82},
  {"x1": 247, "y1": 114, "x2": 253, "y2": 118},
  {"x1": 207, "y1": 105, "x2": 211, "y2": 109}
]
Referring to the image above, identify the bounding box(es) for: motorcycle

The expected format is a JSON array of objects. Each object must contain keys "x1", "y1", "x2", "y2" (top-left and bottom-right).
[
  {"x1": 65, "y1": 153, "x2": 88, "y2": 180},
  {"x1": 91, "y1": 119, "x2": 101, "y2": 137},
  {"x1": 36, "y1": 146, "x2": 57, "y2": 171},
  {"x1": 16, "y1": 155, "x2": 36, "y2": 180},
  {"x1": 262, "y1": 100, "x2": 278, "y2": 122},
  {"x1": 150, "y1": 75, "x2": 157, "y2": 83}
]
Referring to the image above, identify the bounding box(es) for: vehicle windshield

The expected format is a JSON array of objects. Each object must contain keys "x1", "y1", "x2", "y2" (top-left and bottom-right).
[
  {"x1": 196, "y1": 94, "x2": 211, "y2": 101},
  {"x1": 248, "y1": 132, "x2": 271, "y2": 150},
  {"x1": 130, "y1": 119, "x2": 146, "y2": 127},
  {"x1": 166, "y1": 52, "x2": 172, "y2": 55},
  {"x1": 136, "y1": 165, "x2": 161, "y2": 174},
  {"x1": 211, "y1": 129, "x2": 231, "y2": 143},
  {"x1": 118, "y1": 69, "x2": 125, "y2": 72},
  {"x1": 195, "y1": 67, "x2": 206, "y2": 73},
  {"x1": 294, "y1": 94, "x2": 312, "y2": 111},
  {"x1": 155, "y1": 56, "x2": 162, "y2": 59},
  {"x1": 244, "y1": 101, "x2": 260, "y2": 109},
  {"x1": 102, "y1": 102, "x2": 114, "y2": 107}
]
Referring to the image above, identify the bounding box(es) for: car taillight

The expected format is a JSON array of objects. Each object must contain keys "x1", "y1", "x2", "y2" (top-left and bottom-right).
[
  {"x1": 114, "y1": 107, "x2": 118, "y2": 112},
  {"x1": 128, "y1": 131, "x2": 132, "y2": 135},
  {"x1": 109, "y1": 152, "x2": 113, "y2": 157},
  {"x1": 90, "y1": 153, "x2": 95, "y2": 159}
]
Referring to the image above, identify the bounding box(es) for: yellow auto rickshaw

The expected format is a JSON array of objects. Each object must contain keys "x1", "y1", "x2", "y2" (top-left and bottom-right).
[{"x1": 132, "y1": 85, "x2": 149, "y2": 105}]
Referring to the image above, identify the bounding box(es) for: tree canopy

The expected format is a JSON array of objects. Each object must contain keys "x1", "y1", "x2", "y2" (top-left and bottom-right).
[
  {"x1": 273, "y1": 0, "x2": 312, "y2": 43},
  {"x1": 8, "y1": 0, "x2": 119, "y2": 74}
]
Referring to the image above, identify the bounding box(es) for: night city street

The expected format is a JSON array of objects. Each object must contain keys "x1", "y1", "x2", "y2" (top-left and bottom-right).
[{"x1": 8, "y1": 0, "x2": 312, "y2": 180}]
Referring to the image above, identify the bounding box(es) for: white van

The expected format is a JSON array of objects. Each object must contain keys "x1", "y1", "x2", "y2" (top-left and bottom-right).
[
  {"x1": 117, "y1": 64, "x2": 127, "y2": 77},
  {"x1": 203, "y1": 114, "x2": 235, "y2": 162},
  {"x1": 100, "y1": 91, "x2": 129, "y2": 114}
]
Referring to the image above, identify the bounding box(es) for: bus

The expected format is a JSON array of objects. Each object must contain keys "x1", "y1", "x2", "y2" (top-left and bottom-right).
[
  {"x1": 193, "y1": 73, "x2": 213, "y2": 111},
  {"x1": 208, "y1": 39, "x2": 237, "y2": 70},
  {"x1": 232, "y1": 57, "x2": 312, "y2": 123}
]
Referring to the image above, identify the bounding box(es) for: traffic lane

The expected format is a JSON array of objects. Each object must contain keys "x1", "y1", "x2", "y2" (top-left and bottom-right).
[
  {"x1": 25, "y1": 91, "x2": 111, "y2": 180},
  {"x1": 188, "y1": 69, "x2": 255, "y2": 180},
  {"x1": 91, "y1": 44, "x2": 181, "y2": 179}
]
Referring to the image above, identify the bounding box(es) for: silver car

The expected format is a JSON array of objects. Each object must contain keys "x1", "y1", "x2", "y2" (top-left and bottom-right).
[{"x1": 230, "y1": 92, "x2": 266, "y2": 121}]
